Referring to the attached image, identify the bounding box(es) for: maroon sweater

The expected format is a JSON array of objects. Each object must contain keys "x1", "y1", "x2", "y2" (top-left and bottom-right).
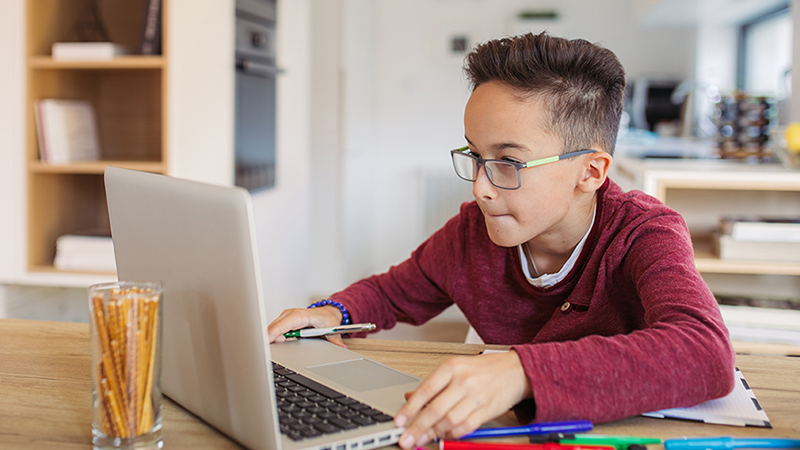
[{"x1": 331, "y1": 178, "x2": 735, "y2": 424}]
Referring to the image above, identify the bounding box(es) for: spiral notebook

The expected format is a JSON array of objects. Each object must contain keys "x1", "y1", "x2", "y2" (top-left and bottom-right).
[{"x1": 642, "y1": 368, "x2": 771, "y2": 428}]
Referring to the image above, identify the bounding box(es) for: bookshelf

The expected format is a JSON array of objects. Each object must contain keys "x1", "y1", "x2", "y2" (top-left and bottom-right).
[
  {"x1": 25, "y1": 0, "x2": 167, "y2": 276},
  {"x1": 612, "y1": 157, "x2": 800, "y2": 278}
]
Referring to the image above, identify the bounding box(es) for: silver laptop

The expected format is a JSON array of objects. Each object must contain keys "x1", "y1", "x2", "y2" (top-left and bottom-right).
[{"x1": 104, "y1": 167, "x2": 421, "y2": 450}]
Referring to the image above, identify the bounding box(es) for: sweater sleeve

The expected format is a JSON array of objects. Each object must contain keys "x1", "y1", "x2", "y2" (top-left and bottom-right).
[
  {"x1": 512, "y1": 212, "x2": 736, "y2": 424},
  {"x1": 329, "y1": 205, "x2": 468, "y2": 331}
]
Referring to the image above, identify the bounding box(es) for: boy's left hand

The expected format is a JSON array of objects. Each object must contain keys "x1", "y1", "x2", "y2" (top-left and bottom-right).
[{"x1": 393, "y1": 350, "x2": 532, "y2": 449}]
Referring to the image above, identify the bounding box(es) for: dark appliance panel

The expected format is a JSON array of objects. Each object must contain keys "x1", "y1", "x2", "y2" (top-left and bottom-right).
[{"x1": 235, "y1": 0, "x2": 277, "y2": 192}]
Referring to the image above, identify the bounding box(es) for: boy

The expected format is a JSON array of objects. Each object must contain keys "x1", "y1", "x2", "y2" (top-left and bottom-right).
[{"x1": 268, "y1": 32, "x2": 735, "y2": 449}]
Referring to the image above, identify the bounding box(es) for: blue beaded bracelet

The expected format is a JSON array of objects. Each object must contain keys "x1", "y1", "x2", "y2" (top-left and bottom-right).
[{"x1": 308, "y1": 299, "x2": 351, "y2": 325}]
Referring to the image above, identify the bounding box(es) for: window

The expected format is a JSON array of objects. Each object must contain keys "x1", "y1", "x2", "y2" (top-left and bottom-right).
[{"x1": 739, "y1": 5, "x2": 793, "y2": 98}]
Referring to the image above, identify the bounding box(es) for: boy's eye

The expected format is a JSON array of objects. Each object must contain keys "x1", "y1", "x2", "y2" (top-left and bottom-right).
[
  {"x1": 467, "y1": 150, "x2": 481, "y2": 159},
  {"x1": 501, "y1": 157, "x2": 521, "y2": 163}
]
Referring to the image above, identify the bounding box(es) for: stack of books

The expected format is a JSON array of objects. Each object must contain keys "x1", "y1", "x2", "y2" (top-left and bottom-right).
[
  {"x1": 715, "y1": 215, "x2": 800, "y2": 263},
  {"x1": 34, "y1": 99, "x2": 101, "y2": 164},
  {"x1": 53, "y1": 232, "x2": 116, "y2": 273}
]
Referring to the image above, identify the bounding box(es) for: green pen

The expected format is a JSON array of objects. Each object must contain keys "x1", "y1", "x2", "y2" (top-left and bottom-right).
[
  {"x1": 283, "y1": 323, "x2": 376, "y2": 339},
  {"x1": 560, "y1": 435, "x2": 662, "y2": 449}
]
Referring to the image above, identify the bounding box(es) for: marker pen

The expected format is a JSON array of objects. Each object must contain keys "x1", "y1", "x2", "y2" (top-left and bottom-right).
[
  {"x1": 460, "y1": 420, "x2": 593, "y2": 439},
  {"x1": 440, "y1": 440, "x2": 615, "y2": 450}
]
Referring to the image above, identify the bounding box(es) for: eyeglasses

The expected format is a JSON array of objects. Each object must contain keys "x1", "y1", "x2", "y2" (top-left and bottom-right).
[{"x1": 450, "y1": 146, "x2": 598, "y2": 190}]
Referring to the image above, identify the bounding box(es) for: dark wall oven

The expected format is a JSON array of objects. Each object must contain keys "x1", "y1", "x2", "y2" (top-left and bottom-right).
[{"x1": 235, "y1": 0, "x2": 277, "y2": 191}]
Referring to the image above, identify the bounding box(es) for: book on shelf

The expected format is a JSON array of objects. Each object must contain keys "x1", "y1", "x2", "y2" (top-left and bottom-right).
[
  {"x1": 719, "y1": 215, "x2": 800, "y2": 243},
  {"x1": 714, "y1": 234, "x2": 800, "y2": 263},
  {"x1": 34, "y1": 99, "x2": 101, "y2": 164},
  {"x1": 51, "y1": 42, "x2": 128, "y2": 60},
  {"x1": 138, "y1": 0, "x2": 162, "y2": 55},
  {"x1": 54, "y1": 232, "x2": 116, "y2": 273}
]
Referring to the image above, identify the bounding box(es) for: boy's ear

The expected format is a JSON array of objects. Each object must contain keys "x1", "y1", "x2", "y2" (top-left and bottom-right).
[{"x1": 577, "y1": 151, "x2": 612, "y2": 193}]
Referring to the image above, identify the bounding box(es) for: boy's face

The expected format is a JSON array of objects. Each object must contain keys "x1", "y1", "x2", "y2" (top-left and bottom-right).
[{"x1": 463, "y1": 81, "x2": 589, "y2": 249}]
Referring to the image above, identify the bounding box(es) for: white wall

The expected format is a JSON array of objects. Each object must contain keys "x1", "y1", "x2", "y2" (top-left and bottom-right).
[
  {"x1": 252, "y1": 0, "x2": 312, "y2": 321},
  {"x1": 306, "y1": 0, "x2": 384, "y2": 296},
  {"x1": 309, "y1": 0, "x2": 698, "y2": 298},
  {"x1": 306, "y1": 0, "x2": 347, "y2": 295},
  {"x1": 0, "y1": 0, "x2": 26, "y2": 283},
  {"x1": 341, "y1": 0, "x2": 380, "y2": 291},
  {"x1": 168, "y1": 0, "x2": 236, "y2": 185}
]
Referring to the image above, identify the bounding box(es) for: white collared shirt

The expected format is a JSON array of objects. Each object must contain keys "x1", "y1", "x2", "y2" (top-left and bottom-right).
[{"x1": 517, "y1": 205, "x2": 596, "y2": 288}]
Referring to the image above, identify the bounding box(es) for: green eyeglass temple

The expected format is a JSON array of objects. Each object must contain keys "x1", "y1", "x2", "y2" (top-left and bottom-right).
[{"x1": 453, "y1": 146, "x2": 598, "y2": 169}]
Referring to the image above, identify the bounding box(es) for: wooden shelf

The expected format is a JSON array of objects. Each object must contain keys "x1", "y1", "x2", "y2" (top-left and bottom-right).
[
  {"x1": 28, "y1": 56, "x2": 165, "y2": 70},
  {"x1": 23, "y1": 0, "x2": 168, "y2": 282},
  {"x1": 28, "y1": 264, "x2": 116, "y2": 277},
  {"x1": 691, "y1": 236, "x2": 800, "y2": 275},
  {"x1": 28, "y1": 160, "x2": 166, "y2": 174},
  {"x1": 694, "y1": 257, "x2": 800, "y2": 276},
  {"x1": 655, "y1": 176, "x2": 800, "y2": 201}
]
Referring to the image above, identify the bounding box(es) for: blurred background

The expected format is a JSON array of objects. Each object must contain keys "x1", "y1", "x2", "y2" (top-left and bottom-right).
[{"x1": 0, "y1": 0, "x2": 797, "y2": 347}]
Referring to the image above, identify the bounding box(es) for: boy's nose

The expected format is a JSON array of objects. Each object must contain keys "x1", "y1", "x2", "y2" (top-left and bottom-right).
[{"x1": 472, "y1": 165, "x2": 497, "y2": 200}]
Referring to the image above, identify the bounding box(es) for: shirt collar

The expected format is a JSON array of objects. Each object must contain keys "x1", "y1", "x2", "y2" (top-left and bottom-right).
[{"x1": 518, "y1": 203, "x2": 597, "y2": 288}]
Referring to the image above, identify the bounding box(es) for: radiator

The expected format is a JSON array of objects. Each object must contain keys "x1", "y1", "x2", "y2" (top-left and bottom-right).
[{"x1": 419, "y1": 170, "x2": 474, "y2": 238}]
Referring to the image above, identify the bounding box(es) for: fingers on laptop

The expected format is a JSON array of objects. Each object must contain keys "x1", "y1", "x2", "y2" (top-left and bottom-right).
[
  {"x1": 325, "y1": 334, "x2": 347, "y2": 348},
  {"x1": 395, "y1": 359, "x2": 472, "y2": 448},
  {"x1": 394, "y1": 352, "x2": 531, "y2": 449},
  {"x1": 267, "y1": 308, "x2": 310, "y2": 343}
]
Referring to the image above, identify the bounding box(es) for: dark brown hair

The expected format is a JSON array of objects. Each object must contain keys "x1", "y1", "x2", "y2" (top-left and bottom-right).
[{"x1": 465, "y1": 32, "x2": 626, "y2": 155}]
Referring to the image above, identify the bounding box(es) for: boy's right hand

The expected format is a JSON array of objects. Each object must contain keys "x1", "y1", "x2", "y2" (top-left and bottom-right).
[{"x1": 266, "y1": 305, "x2": 347, "y2": 348}]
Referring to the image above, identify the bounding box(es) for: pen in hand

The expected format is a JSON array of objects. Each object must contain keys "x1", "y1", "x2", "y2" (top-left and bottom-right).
[{"x1": 283, "y1": 323, "x2": 376, "y2": 339}]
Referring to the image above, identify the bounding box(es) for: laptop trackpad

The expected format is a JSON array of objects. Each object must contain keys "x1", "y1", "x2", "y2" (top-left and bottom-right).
[{"x1": 307, "y1": 359, "x2": 418, "y2": 392}]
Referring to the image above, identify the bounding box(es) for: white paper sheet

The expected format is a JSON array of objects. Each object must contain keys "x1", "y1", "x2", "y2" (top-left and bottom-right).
[{"x1": 642, "y1": 368, "x2": 771, "y2": 428}]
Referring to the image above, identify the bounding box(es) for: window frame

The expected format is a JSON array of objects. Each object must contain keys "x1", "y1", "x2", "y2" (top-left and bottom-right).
[{"x1": 737, "y1": 3, "x2": 792, "y2": 93}]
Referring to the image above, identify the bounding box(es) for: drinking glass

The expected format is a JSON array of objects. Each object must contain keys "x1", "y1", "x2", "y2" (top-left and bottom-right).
[{"x1": 89, "y1": 281, "x2": 163, "y2": 450}]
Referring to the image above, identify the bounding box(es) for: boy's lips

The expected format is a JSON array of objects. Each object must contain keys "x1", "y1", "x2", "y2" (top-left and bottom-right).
[
  {"x1": 484, "y1": 211, "x2": 510, "y2": 218},
  {"x1": 478, "y1": 202, "x2": 512, "y2": 219},
  {"x1": 478, "y1": 204, "x2": 509, "y2": 218}
]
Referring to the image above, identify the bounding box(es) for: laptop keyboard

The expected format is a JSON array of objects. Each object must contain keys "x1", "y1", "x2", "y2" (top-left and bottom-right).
[{"x1": 272, "y1": 362, "x2": 395, "y2": 441}]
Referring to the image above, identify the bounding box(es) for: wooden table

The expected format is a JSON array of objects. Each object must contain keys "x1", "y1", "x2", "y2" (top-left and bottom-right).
[{"x1": 1, "y1": 319, "x2": 799, "y2": 449}]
